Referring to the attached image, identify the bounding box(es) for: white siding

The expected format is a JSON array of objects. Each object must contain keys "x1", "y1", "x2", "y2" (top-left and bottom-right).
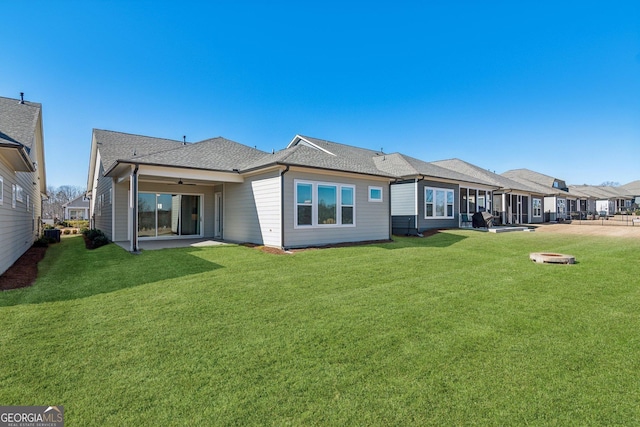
[
  {"x1": 252, "y1": 176, "x2": 281, "y2": 247},
  {"x1": 391, "y1": 182, "x2": 417, "y2": 215},
  {"x1": 283, "y1": 170, "x2": 390, "y2": 248},
  {"x1": 224, "y1": 170, "x2": 281, "y2": 245}
]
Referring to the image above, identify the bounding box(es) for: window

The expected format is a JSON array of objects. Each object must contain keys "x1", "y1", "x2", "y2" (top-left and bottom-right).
[
  {"x1": 342, "y1": 187, "x2": 354, "y2": 224},
  {"x1": 16, "y1": 185, "x2": 24, "y2": 203},
  {"x1": 533, "y1": 198, "x2": 542, "y2": 217},
  {"x1": 368, "y1": 186, "x2": 383, "y2": 202},
  {"x1": 425, "y1": 187, "x2": 454, "y2": 219},
  {"x1": 0, "y1": 176, "x2": 3, "y2": 205},
  {"x1": 295, "y1": 180, "x2": 356, "y2": 227},
  {"x1": 12, "y1": 184, "x2": 16, "y2": 208},
  {"x1": 27, "y1": 195, "x2": 30, "y2": 211}
]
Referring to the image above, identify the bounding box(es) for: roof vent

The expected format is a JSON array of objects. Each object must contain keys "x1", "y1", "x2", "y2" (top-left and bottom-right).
[
  {"x1": 183, "y1": 135, "x2": 186, "y2": 145},
  {"x1": 19, "y1": 92, "x2": 24, "y2": 104}
]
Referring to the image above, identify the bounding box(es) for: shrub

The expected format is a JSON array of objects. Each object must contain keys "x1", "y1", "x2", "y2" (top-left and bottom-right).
[
  {"x1": 63, "y1": 229, "x2": 71, "y2": 235},
  {"x1": 82, "y1": 228, "x2": 110, "y2": 249},
  {"x1": 72, "y1": 229, "x2": 78, "y2": 235},
  {"x1": 33, "y1": 237, "x2": 50, "y2": 248}
]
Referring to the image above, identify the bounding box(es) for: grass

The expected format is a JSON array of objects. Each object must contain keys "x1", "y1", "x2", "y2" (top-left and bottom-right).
[{"x1": 1, "y1": 231, "x2": 639, "y2": 425}]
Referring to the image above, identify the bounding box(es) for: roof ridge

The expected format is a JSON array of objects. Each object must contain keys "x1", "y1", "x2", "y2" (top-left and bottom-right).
[{"x1": 93, "y1": 128, "x2": 184, "y2": 144}]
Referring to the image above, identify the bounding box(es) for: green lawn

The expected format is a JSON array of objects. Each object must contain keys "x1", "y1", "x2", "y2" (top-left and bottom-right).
[{"x1": 1, "y1": 232, "x2": 639, "y2": 426}]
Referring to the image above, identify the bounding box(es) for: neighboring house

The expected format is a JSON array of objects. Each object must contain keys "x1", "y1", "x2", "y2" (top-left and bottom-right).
[
  {"x1": 373, "y1": 153, "x2": 499, "y2": 234},
  {"x1": 620, "y1": 180, "x2": 640, "y2": 208},
  {"x1": 570, "y1": 185, "x2": 631, "y2": 215},
  {"x1": 63, "y1": 193, "x2": 90, "y2": 220},
  {"x1": 0, "y1": 94, "x2": 47, "y2": 275},
  {"x1": 566, "y1": 185, "x2": 597, "y2": 218},
  {"x1": 87, "y1": 130, "x2": 394, "y2": 251},
  {"x1": 431, "y1": 159, "x2": 547, "y2": 225},
  {"x1": 502, "y1": 169, "x2": 576, "y2": 221}
]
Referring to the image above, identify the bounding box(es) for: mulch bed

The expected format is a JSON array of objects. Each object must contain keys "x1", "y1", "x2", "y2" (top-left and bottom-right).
[{"x1": 0, "y1": 246, "x2": 48, "y2": 291}]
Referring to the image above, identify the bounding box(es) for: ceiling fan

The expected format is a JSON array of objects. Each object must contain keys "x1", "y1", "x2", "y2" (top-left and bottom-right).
[{"x1": 170, "y1": 179, "x2": 196, "y2": 186}]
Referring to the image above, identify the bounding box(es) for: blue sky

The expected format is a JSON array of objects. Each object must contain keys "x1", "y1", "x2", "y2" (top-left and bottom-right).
[{"x1": 2, "y1": 1, "x2": 639, "y2": 188}]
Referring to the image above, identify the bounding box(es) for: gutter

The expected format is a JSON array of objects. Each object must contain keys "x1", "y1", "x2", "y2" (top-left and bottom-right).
[
  {"x1": 280, "y1": 165, "x2": 290, "y2": 250},
  {"x1": 131, "y1": 164, "x2": 139, "y2": 253}
]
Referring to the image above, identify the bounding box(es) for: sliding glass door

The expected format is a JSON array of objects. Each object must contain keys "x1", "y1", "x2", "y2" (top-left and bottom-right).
[{"x1": 138, "y1": 193, "x2": 201, "y2": 238}]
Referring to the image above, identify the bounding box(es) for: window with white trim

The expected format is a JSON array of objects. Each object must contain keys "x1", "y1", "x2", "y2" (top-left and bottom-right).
[
  {"x1": 368, "y1": 186, "x2": 383, "y2": 202},
  {"x1": 425, "y1": 187, "x2": 454, "y2": 219},
  {"x1": 16, "y1": 185, "x2": 24, "y2": 203},
  {"x1": 12, "y1": 184, "x2": 16, "y2": 208},
  {"x1": 27, "y1": 195, "x2": 30, "y2": 211},
  {"x1": 0, "y1": 176, "x2": 3, "y2": 205},
  {"x1": 533, "y1": 198, "x2": 542, "y2": 217},
  {"x1": 295, "y1": 180, "x2": 356, "y2": 227}
]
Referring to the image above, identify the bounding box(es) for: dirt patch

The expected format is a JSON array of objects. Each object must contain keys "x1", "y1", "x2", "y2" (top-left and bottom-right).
[
  {"x1": 0, "y1": 246, "x2": 48, "y2": 291},
  {"x1": 531, "y1": 223, "x2": 640, "y2": 238}
]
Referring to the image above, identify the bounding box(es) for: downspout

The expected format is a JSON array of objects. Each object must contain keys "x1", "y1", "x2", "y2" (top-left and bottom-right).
[
  {"x1": 415, "y1": 175, "x2": 425, "y2": 235},
  {"x1": 131, "y1": 164, "x2": 139, "y2": 253},
  {"x1": 280, "y1": 165, "x2": 290, "y2": 250}
]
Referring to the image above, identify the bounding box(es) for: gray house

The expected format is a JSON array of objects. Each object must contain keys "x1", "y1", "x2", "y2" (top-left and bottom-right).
[
  {"x1": 87, "y1": 131, "x2": 394, "y2": 251},
  {"x1": 502, "y1": 169, "x2": 575, "y2": 221},
  {"x1": 373, "y1": 153, "x2": 498, "y2": 234},
  {"x1": 0, "y1": 94, "x2": 47, "y2": 275},
  {"x1": 63, "y1": 193, "x2": 90, "y2": 220},
  {"x1": 432, "y1": 159, "x2": 547, "y2": 225}
]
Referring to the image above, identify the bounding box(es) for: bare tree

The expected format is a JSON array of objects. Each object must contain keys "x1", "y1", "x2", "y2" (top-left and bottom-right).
[
  {"x1": 600, "y1": 181, "x2": 620, "y2": 187},
  {"x1": 44, "y1": 185, "x2": 85, "y2": 222}
]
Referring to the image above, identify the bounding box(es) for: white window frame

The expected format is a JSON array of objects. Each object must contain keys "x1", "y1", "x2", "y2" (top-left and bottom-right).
[
  {"x1": 27, "y1": 195, "x2": 30, "y2": 211},
  {"x1": 425, "y1": 187, "x2": 455, "y2": 219},
  {"x1": 0, "y1": 176, "x2": 3, "y2": 205},
  {"x1": 16, "y1": 184, "x2": 24, "y2": 203},
  {"x1": 533, "y1": 198, "x2": 542, "y2": 217},
  {"x1": 12, "y1": 184, "x2": 16, "y2": 208},
  {"x1": 368, "y1": 186, "x2": 383, "y2": 202},
  {"x1": 294, "y1": 179, "x2": 356, "y2": 228}
]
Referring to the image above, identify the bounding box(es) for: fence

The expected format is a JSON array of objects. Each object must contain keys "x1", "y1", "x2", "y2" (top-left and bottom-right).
[{"x1": 553, "y1": 211, "x2": 640, "y2": 227}]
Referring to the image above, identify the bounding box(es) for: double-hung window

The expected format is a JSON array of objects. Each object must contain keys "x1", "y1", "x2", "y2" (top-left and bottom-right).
[
  {"x1": 425, "y1": 187, "x2": 454, "y2": 219},
  {"x1": 295, "y1": 180, "x2": 356, "y2": 227}
]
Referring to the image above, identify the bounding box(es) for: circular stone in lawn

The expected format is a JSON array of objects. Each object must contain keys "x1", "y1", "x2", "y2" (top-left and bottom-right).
[{"x1": 530, "y1": 252, "x2": 575, "y2": 264}]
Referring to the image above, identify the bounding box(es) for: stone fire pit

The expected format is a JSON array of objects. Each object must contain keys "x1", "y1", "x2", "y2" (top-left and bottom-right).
[{"x1": 529, "y1": 252, "x2": 575, "y2": 264}]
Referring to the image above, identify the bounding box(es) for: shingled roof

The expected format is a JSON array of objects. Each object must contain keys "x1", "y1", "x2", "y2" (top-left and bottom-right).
[
  {"x1": 0, "y1": 95, "x2": 42, "y2": 172},
  {"x1": 432, "y1": 158, "x2": 542, "y2": 193}
]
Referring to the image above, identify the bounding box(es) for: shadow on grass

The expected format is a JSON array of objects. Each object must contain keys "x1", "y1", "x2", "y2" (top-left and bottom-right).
[
  {"x1": 379, "y1": 231, "x2": 467, "y2": 249},
  {"x1": 0, "y1": 236, "x2": 222, "y2": 307}
]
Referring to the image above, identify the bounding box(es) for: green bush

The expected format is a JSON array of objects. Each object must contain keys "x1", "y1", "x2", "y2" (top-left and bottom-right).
[
  {"x1": 72, "y1": 229, "x2": 78, "y2": 235},
  {"x1": 33, "y1": 237, "x2": 50, "y2": 247},
  {"x1": 63, "y1": 229, "x2": 71, "y2": 235},
  {"x1": 82, "y1": 228, "x2": 110, "y2": 249}
]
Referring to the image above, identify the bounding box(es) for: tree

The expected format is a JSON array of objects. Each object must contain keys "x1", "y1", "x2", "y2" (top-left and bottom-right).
[
  {"x1": 600, "y1": 181, "x2": 620, "y2": 187},
  {"x1": 43, "y1": 185, "x2": 85, "y2": 221}
]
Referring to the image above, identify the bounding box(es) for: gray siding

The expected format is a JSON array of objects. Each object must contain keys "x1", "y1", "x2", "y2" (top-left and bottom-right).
[
  {"x1": 224, "y1": 170, "x2": 281, "y2": 245},
  {"x1": 283, "y1": 170, "x2": 390, "y2": 248},
  {"x1": 0, "y1": 156, "x2": 43, "y2": 275},
  {"x1": 416, "y1": 180, "x2": 459, "y2": 231},
  {"x1": 113, "y1": 180, "x2": 130, "y2": 241},
  {"x1": 93, "y1": 164, "x2": 113, "y2": 240}
]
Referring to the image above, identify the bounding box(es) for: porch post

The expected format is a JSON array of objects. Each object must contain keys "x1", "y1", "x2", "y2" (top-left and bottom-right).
[
  {"x1": 501, "y1": 193, "x2": 507, "y2": 224},
  {"x1": 130, "y1": 164, "x2": 139, "y2": 252}
]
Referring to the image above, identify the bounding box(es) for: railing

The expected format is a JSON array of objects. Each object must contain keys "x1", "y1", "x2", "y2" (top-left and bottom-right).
[{"x1": 557, "y1": 210, "x2": 640, "y2": 226}]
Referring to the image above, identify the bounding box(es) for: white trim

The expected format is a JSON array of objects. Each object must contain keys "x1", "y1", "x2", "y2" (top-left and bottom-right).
[
  {"x1": 368, "y1": 186, "x2": 383, "y2": 202},
  {"x1": 294, "y1": 179, "x2": 356, "y2": 228},
  {"x1": 424, "y1": 187, "x2": 455, "y2": 219},
  {"x1": 12, "y1": 184, "x2": 16, "y2": 208},
  {"x1": 0, "y1": 175, "x2": 3, "y2": 205},
  {"x1": 287, "y1": 135, "x2": 336, "y2": 156},
  {"x1": 531, "y1": 197, "x2": 542, "y2": 218}
]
